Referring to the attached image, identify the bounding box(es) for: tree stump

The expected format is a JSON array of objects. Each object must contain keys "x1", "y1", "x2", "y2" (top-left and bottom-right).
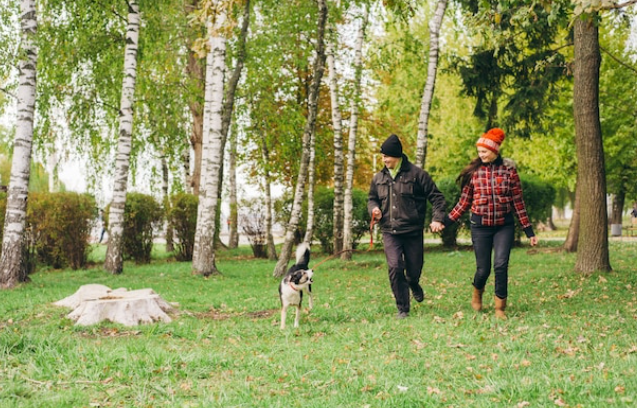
[{"x1": 54, "y1": 284, "x2": 176, "y2": 326}]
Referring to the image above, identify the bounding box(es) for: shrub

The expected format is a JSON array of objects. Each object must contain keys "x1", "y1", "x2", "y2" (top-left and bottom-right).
[
  {"x1": 26, "y1": 192, "x2": 96, "y2": 269},
  {"x1": 121, "y1": 193, "x2": 163, "y2": 264},
  {"x1": 307, "y1": 187, "x2": 371, "y2": 253},
  {"x1": 168, "y1": 193, "x2": 198, "y2": 261},
  {"x1": 239, "y1": 199, "x2": 269, "y2": 258}
]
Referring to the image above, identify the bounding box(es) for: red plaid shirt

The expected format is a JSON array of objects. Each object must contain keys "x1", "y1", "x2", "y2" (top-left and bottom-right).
[{"x1": 448, "y1": 160, "x2": 532, "y2": 230}]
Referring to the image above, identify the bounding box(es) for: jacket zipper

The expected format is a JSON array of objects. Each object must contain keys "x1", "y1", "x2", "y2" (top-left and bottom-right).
[{"x1": 490, "y1": 163, "x2": 496, "y2": 224}]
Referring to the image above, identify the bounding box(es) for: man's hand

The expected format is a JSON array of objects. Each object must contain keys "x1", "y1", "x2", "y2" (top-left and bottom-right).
[
  {"x1": 529, "y1": 236, "x2": 538, "y2": 246},
  {"x1": 372, "y1": 207, "x2": 382, "y2": 220},
  {"x1": 430, "y1": 221, "x2": 444, "y2": 233}
]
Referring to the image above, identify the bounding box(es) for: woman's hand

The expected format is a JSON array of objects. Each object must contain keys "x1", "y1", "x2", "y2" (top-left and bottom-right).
[{"x1": 529, "y1": 236, "x2": 538, "y2": 246}]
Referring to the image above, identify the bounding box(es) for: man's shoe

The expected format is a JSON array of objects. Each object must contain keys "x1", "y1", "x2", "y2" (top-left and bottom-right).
[
  {"x1": 397, "y1": 311, "x2": 409, "y2": 319},
  {"x1": 411, "y1": 284, "x2": 425, "y2": 303}
]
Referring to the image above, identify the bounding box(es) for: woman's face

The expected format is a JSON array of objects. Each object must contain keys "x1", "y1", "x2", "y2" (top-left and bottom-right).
[{"x1": 477, "y1": 147, "x2": 498, "y2": 163}]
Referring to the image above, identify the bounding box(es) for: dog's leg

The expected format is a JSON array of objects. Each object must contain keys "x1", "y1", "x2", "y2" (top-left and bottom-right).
[
  {"x1": 293, "y1": 305, "x2": 300, "y2": 328},
  {"x1": 280, "y1": 305, "x2": 288, "y2": 330}
]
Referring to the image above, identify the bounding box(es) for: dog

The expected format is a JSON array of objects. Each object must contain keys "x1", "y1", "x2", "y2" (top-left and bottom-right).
[{"x1": 279, "y1": 243, "x2": 314, "y2": 329}]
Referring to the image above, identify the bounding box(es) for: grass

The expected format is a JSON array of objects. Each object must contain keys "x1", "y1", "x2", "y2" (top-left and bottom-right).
[{"x1": 1, "y1": 239, "x2": 637, "y2": 407}]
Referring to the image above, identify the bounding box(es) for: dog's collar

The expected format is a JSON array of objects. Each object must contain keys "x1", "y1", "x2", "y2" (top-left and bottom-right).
[{"x1": 289, "y1": 282, "x2": 299, "y2": 291}]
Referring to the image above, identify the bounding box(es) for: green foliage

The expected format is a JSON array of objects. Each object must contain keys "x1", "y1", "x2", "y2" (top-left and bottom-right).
[
  {"x1": 26, "y1": 192, "x2": 96, "y2": 270},
  {"x1": 2, "y1": 242, "x2": 637, "y2": 406},
  {"x1": 311, "y1": 187, "x2": 371, "y2": 253},
  {"x1": 168, "y1": 193, "x2": 198, "y2": 262},
  {"x1": 520, "y1": 174, "x2": 556, "y2": 226},
  {"x1": 451, "y1": 0, "x2": 571, "y2": 136},
  {"x1": 121, "y1": 192, "x2": 163, "y2": 264},
  {"x1": 430, "y1": 176, "x2": 470, "y2": 247}
]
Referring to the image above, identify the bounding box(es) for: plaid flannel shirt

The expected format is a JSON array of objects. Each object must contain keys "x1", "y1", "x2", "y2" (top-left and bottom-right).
[{"x1": 448, "y1": 160, "x2": 533, "y2": 232}]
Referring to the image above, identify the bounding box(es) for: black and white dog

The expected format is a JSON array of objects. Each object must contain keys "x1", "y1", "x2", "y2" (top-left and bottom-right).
[{"x1": 279, "y1": 243, "x2": 314, "y2": 329}]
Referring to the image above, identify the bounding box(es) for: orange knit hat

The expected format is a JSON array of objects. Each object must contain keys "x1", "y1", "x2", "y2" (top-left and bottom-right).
[{"x1": 476, "y1": 128, "x2": 506, "y2": 154}]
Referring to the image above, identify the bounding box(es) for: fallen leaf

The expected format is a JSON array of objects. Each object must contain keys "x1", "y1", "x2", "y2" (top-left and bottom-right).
[{"x1": 554, "y1": 397, "x2": 567, "y2": 406}]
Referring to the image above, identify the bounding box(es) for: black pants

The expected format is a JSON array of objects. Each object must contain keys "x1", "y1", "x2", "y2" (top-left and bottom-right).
[
  {"x1": 382, "y1": 230, "x2": 424, "y2": 313},
  {"x1": 471, "y1": 222, "x2": 515, "y2": 299}
]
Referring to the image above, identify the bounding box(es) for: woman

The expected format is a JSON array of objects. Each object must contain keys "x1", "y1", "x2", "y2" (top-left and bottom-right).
[{"x1": 443, "y1": 128, "x2": 538, "y2": 319}]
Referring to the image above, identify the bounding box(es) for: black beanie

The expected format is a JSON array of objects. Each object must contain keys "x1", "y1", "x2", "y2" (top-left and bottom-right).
[{"x1": 380, "y1": 134, "x2": 403, "y2": 158}]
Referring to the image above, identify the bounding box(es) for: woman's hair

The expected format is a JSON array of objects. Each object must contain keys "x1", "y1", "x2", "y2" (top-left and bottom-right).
[{"x1": 456, "y1": 157, "x2": 483, "y2": 187}]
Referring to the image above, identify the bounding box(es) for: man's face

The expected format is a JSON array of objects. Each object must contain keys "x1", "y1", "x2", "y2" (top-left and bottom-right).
[{"x1": 382, "y1": 154, "x2": 401, "y2": 169}]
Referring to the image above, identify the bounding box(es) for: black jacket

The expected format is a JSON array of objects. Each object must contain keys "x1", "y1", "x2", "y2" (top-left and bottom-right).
[{"x1": 368, "y1": 155, "x2": 446, "y2": 235}]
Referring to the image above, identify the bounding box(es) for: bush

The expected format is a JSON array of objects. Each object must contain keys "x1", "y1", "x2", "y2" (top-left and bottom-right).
[
  {"x1": 307, "y1": 187, "x2": 371, "y2": 254},
  {"x1": 26, "y1": 192, "x2": 96, "y2": 269},
  {"x1": 121, "y1": 193, "x2": 163, "y2": 264},
  {"x1": 239, "y1": 199, "x2": 269, "y2": 258},
  {"x1": 430, "y1": 177, "x2": 470, "y2": 248},
  {"x1": 168, "y1": 193, "x2": 198, "y2": 261},
  {"x1": 519, "y1": 174, "x2": 556, "y2": 240}
]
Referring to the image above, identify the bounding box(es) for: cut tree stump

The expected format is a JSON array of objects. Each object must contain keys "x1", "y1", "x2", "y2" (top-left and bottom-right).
[{"x1": 54, "y1": 284, "x2": 177, "y2": 326}]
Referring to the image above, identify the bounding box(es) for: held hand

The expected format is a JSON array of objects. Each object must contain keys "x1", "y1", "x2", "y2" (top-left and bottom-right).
[
  {"x1": 372, "y1": 207, "x2": 382, "y2": 220},
  {"x1": 430, "y1": 221, "x2": 444, "y2": 233},
  {"x1": 529, "y1": 236, "x2": 538, "y2": 246}
]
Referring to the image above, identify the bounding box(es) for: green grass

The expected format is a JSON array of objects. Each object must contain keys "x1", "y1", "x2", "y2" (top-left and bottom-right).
[{"x1": 2, "y1": 240, "x2": 637, "y2": 407}]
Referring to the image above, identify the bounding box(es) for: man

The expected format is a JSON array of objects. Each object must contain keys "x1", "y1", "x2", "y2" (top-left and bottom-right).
[{"x1": 368, "y1": 134, "x2": 446, "y2": 318}]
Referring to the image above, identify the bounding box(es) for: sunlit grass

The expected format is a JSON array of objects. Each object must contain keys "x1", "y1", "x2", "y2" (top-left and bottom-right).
[{"x1": 1, "y1": 238, "x2": 637, "y2": 407}]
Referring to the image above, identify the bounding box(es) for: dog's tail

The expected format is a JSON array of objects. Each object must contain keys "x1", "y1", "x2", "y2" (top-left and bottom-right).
[{"x1": 295, "y1": 242, "x2": 311, "y2": 267}]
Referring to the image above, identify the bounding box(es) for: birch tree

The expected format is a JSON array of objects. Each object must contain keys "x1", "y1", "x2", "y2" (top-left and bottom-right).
[
  {"x1": 342, "y1": 7, "x2": 368, "y2": 261},
  {"x1": 192, "y1": 8, "x2": 227, "y2": 277},
  {"x1": 415, "y1": 0, "x2": 447, "y2": 169},
  {"x1": 104, "y1": 0, "x2": 141, "y2": 274},
  {"x1": 327, "y1": 39, "x2": 345, "y2": 254},
  {"x1": 273, "y1": 0, "x2": 328, "y2": 277},
  {"x1": 0, "y1": 0, "x2": 37, "y2": 289},
  {"x1": 303, "y1": 131, "x2": 317, "y2": 244}
]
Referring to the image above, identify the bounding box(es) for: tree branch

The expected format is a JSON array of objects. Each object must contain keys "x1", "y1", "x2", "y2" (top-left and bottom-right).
[
  {"x1": 599, "y1": 45, "x2": 637, "y2": 75},
  {"x1": 0, "y1": 87, "x2": 18, "y2": 100},
  {"x1": 602, "y1": 0, "x2": 637, "y2": 10}
]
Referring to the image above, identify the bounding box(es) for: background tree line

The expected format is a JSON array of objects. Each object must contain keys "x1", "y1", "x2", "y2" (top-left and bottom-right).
[{"x1": 1, "y1": 0, "x2": 637, "y2": 288}]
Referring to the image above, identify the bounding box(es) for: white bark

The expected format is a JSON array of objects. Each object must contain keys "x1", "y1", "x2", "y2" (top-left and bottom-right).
[
  {"x1": 55, "y1": 284, "x2": 176, "y2": 327},
  {"x1": 415, "y1": 0, "x2": 448, "y2": 169},
  {"x1": 228, "y1": 129, "x2": 239, "y2": 248},
  {"x1": 0, "y1": 0, "x2": 37, "y2": 289},
  {"x1": 342, "y1": 8, "x2": 368, "y2": 261},
  {"x1": 303, "y1": 131, "x2": 317, "y2": 244},
  {"x1": 260, "y1": 136, "x2": 277, "y2": 260},
  {"x1": 273, "y1": 0, "x2": 328, "y2": 277},
  {"x1": 192, "y1": 16, "x2": 227, "y2": 276},
  {"x1": 327, "y1": 40, "x2": 345, "y2": 254},
  {"x1": 104, "y1": 0, "x2": 141, "y2": 274}
]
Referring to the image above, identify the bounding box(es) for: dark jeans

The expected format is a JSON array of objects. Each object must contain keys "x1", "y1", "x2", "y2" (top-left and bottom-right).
[
  {"x1": 382, "y1": 230, "x2": 424, "y2": 313},
  {"x1": 471, "y1": 222, "x2": 515, "y2": 299}
]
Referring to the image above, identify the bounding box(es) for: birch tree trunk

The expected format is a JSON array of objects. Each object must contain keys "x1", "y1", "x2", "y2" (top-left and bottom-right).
[
  {"x1": 192, "y1": 17, "x2": 226, "y2": 277},
  {"x1": 260, "y1": 135, "x2": 277, "y2": 260},
  {"x1": 273, "y1": 0, "x2": 328, "y2": 277},
  {"x1": 0, "y1": 0, "x2": 37, "y2": 289},
  {"x1": 104, "y1": 0, "x2": 141, "y2": 274},
  {"x1": 342, "y1": 8, "x2": 368, "y2": 261},
  {"x1": 303, "y1": 131, "x2": 316, "y2": 244},
  {"x1": 214, "y1": 0, "x2": 250, "y2": 247},
  {"x1": 572, "y1": 14, "x2": 611, "y2": 273},
  {"x1": 228, "y1": 128, "x2": 239, "y2": 248},
  {"x1": 415, "y1": 0, "x2": 447, "y2": 169},
  {"x1": 161, "y1": 155, "x2": 174, "y2": 252},
  {"x1": 327, "y1": 40, "x2": 345, "y2": 254}
]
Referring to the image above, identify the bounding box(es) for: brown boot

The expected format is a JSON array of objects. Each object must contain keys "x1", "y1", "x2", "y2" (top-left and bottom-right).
[
  {"x1": 471, "y1": 287, "x2": 484, "y2": 311},
  {"x1": 494, "y1": 297, "x2": 507, "y2": 320}
]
